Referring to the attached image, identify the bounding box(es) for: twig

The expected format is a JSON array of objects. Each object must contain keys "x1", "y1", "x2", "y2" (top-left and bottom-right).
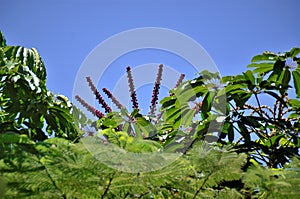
[
  {"x1": 192, "y1": 172, "x2": 212, "y2": 199},
  {"x1": 101, "y1": 173, "x2": 115, "y2": 199},
  {"x1": 40, "y1": 160, "x2": 67, "y2": 199}
]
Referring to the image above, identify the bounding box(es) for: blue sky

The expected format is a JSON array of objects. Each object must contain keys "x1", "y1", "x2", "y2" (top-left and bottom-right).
[{"x1": 1, "y1": 0, "x2": 300, "y2": 114}]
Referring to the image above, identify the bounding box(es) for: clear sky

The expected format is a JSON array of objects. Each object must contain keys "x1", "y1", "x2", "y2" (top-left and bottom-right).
[{"x1": 1, "y1": 0, "x2": 300, "y2": 114}]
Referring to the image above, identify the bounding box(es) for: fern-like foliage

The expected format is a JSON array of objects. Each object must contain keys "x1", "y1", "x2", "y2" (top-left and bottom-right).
[
  {"x1": 242, "y1": 157, "x2": 300, "y2": 198},
  {"x1": 1, "y1": 135, "x2": 299, "y2": 198}
]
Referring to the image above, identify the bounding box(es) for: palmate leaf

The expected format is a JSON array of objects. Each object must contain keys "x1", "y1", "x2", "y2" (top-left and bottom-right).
[
  {"x1": 247, "y1": 54, "x2": 276, "y2": 75},
  {"x1": 3, "y1": 46, "x2": 46, "y2": 81},
  {"x1": 0, "y1": 37, "x2": 79, "y2": 141}
]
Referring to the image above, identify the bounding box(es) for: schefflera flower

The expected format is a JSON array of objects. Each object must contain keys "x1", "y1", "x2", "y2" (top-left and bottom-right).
[
  {"x1": 149, "y1": 64, "x2": 163, "y2": 115},
  {"x1": 170, "y1": 73, "x2": 185, "y2": 96},
  {"x1": 102, "y1": 88, "x2": 124, "y2": 110},
  {"x1": 82, "y1": 125, "x2": 108, "y2": 142},
  {"x1": 75, "y1": 95, "x2": 104, "y2": 119},
  {"x1": 174, "y1": 74, "x2": 185, "y2": 89},
  {"x1": 86, "y1": 76, "x2": 112, "y2": 113},
  {"x1": 126, "y1": 66, "x2": 139, "y2": 110}
]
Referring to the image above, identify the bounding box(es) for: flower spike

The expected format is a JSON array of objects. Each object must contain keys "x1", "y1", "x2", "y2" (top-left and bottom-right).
[
  {"x1": 75, "y1": 95, "x2": 104, "y2": 118},
  {"x1": 170, "y1": 74, "x2": 185, "y2": 96},
  {"x1": 102, "y1": 88, "x2": 124, "y2": 110},
  {"x1": 149, "y1": 64, "x2": 163, "y2": 115},
  {"x1": 174, "y1": 74, "x2": 185, "y2": 89},
  {"x1": 126, "y1": 66, "x2": 139, "y2": 109},
  {"x1": 86, "y1": 76, "x2": 112, "y2": 113}
]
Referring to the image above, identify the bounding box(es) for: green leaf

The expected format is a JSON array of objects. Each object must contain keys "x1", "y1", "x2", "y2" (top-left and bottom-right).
[
  {"x1": 253, "y1": 65, "x2": 274, "y2": 75},
  {"x1": 164, "y1": 106, "x2": 180, "y2": 121},
  {"x1": 0, "y1": 31, "x2": 6, "y2": 47},
  {"x1": 289, "y1": 47, "x2": 300, "y2": 58},
  {"x1": 269, "y1": 60, "x2": 285, "y2": 81},
  {"x1": 288, "y1": 99, "x2": 300, "y2": 109},
  {"x1": 222, "y1": 122, "x2": 234, "y2": 142},
  {"x1": 237, "y1": 122, "x2": 251, "y2": 143},
  {"x1": 278, "y1": 68, "x2": 291, "y2": 93},
  {"x1": 182, "y1": 109, "x2": 196, "y2": 128},
  {"x1": 201, "y1": 91, "x2": 214, "y2": 118},
  {"x1": 132, "y1": 123, "x2": 143, "y2": 138},
  {"x1": 136, "y1": 116, "x2": 156, "y2": 138},
  {"x1": 243, "y1": 70, "x2": 255, "y2": 86},
  {"x1": 160, "y1": 96, "x2": 176, "y2": 109},
  {"x1": 130, "y1": 108, "x2": 139, "y2": 117},
  {"x1": 292, "y1": 69, "x2": 300, "y2": 98},
  {"x1": 288, "y1": 113, "x2": 300, "y2": 119},
  {"x1": 177, "y1": 87, "x2": 197, "y2": 102},
  {"x1": 0, "y1": 132, "x2": 34, "y2": 144},
  {"x1": 241, "y1": 116, "x2": 262, "y2": 128},
  {"x1": 225, "y1": 84, "x2": 245, "y2": 93},
  {"x1": 232, "y1": 92, "x2": 252, "y2": 108},
  {"x1": 265, "y1": 135, "x2": 284, "y2": 147},
  {"x1": 251, "y1": 52, "x2": 277, "y2": 62}
]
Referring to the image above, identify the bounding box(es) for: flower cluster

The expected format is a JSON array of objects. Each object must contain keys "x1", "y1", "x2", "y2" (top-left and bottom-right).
[
  {"x1": 174, "y1": 74, "x2": 185, "y2": 88},
  {"x1": 86, "y1": 76, "x2": 112, "y2": 113},
  {"x1": 75, "y1": 95, "x2": 104, "y2": 118},
  {"x1": 126, "y1": 66, "x2": 139, "y2": 109},
  {"x1": 102, "y1": 88, "x2": 124, "y2": 110},
  {"x1": 149, "y1": 64, "x2": 163, "y2": 115}
]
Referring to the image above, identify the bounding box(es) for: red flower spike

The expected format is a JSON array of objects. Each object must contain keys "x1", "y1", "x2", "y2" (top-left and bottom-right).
[
  {"x1": 149, "y1": 64, "x2": 163, "y2": 115},
  {"x1": 102, "y1": 88, "x2": 124, "y2": 110},
  {"x1": 170, "y1": 74, "x2": 185, "y2": 96},
  {"x1": 174, "y1": 74, "x2": 185, "y2": 88},
  {"x1": 126, "y1": 66, "x2": 139, "y2": 109},
  {"x1": 75, "y1": 95, "x2": 105, "y2": 118},
  {"x1": 86, "y1": 76, "x2": 112, "y2": 113}
]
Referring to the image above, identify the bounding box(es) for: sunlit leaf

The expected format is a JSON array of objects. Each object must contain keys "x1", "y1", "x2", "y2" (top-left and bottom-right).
[
  {"x1": 292, "y1": 68, "x2": 300, "y2": 98},
  {"x1": 289, "y1": 47, "x2": 300, "y2": 58}
]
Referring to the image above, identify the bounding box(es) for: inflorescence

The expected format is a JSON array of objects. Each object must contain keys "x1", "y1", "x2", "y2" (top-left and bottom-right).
[{"x1": 76, "y1": 65, "x2": 185, "y2": 122}]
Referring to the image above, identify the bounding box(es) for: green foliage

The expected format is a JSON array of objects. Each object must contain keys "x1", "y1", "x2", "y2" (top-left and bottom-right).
[
  {"x1": 222, "y1": 48, "x2": 300, "y2": 168},
  {"x1": 0, "y1": 30, "x2": 299, "y2": 198},
  {"x1": 0, "y1": 31, "x2": 79, "y2": 141},
  {"x1": 243, "y1": 157, "x2": 300, "y2": 198},
  {"x1": 0, "y1": 138, "x2": 239, "y2": 198},
  {"x1": 158, "y1": 70, "x2": 226, "y2": 153},
  {"x1": 160, "y1": 48, "x2": 300, "y2": 168},
  {"x1": 2, "y1": 138, "x2": 298, "y2": 198}
]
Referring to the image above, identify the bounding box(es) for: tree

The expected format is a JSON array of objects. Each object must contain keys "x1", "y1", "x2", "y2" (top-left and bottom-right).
[
  {"x1": 0, "y1": 30, "x2": 299, "y2": 198},
  {"x1": 0, "y1": 31, "x2": 80, "y2": 141},
  {"x1": 159, "y1": 48, "x2": 300, "y2": 168}
]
